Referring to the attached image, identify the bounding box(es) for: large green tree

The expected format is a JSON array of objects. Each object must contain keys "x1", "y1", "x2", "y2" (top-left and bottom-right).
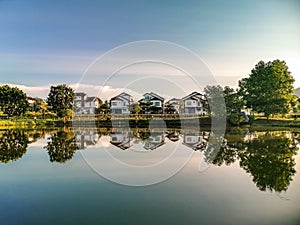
[
  {"x1": 0, "y1": 85, "x2": 28, "y2": 116},
  {"x1": 46, "y1": 84, "x2": 75, "y2": 117},
  {"x1": 239, "y1": 60, "x2": 296, "y2": 118}
]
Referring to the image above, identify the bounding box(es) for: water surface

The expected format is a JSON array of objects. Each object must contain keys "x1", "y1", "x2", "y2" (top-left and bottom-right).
[{"x1": 0, "y1": 128, "x2": 300, "y2": 225}]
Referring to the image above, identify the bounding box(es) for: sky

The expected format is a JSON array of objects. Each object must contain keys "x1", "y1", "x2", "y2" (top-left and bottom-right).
[{"x1": 0, "y1": 0, "x2": 299, "y2": 100}]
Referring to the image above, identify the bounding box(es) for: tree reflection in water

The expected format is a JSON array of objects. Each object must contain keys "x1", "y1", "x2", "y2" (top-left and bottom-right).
[
  {"x1": 210, "y1": 130, "x2": 299, "y2": 192},
  {"x1": 0, "y1": 129, "x2": 28, "y2": 163},
  {"x1": 45, "y1": 130, "x2": 78, "y2": 163}
]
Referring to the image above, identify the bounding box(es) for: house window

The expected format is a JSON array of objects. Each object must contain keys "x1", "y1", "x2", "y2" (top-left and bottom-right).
[
  {"x1": 154, "y1": 101, "x2": 160, "y2": 107},
  {"x1": 112, "y1": 137, "x2": 117, "y2": 142},
  {"x1": 186, "y1": 101, "x2": 192, "y2": 106},
  {"x1": 112, "y1": 102, "x2": 117, "y2": 106},
  {"x1": 145, "y1": 95, "x2": 150, "y2": 100},
  {"x1": 186, "y1": 137, "x2": 192, "y2": 142},
  {"x1": 197, "y1": 101, "x2": 201, "y2": 107}
]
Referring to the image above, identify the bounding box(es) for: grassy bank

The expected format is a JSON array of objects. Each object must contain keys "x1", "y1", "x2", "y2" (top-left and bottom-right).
[
  {"x1": 0, "y1": 118, "x2": 60, "y2": 128},
  {"x1": 249, "y1": 118, "x2": 300, "y2": 130},
  {"x1": 2, "y1": 115, "x2": 300, "y2": 130}
]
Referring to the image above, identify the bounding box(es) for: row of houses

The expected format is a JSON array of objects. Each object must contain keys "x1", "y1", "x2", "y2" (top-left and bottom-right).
[{"x1": 75, "y1": 91, "x2": 208, "y2": 115}]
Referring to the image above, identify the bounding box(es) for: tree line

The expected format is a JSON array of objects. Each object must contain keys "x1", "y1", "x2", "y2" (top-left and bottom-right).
[{"x1": 0, "y1": 59, "x2": 298, "y2": 119}]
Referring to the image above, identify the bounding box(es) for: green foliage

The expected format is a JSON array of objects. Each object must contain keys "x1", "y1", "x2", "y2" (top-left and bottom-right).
[
  {"x1": 131, "y1": 103, "x2": 142, "y2": 114},
  {"x1": 223, "y1": 86, "x2": 245, "y2": 114},
  {"x1": 99, "y1": 100, "x2": 110, "y2": 114},
  {"x1": 0, "y1": 85, "x2": 29, "y2": 116},
  {"x1": 204, "y1": 85, "x2": 226, "y2": 117},
  {"x1": 0, "y1": 130, "x2": 28, "y2": 163},
  {"x1": 239, "y1": 60, "x2": 296, "y2": 118},
  {"x1": 164, "y1": 104, "x2": 177, "y2": 114},
  {"x1": 210, "y1": 131, "x2": 298, "y2": 192},
  {"x1": 44, "y1": 131, "x2": 78, "y2": 163},
  {"x1": 46, "y1": 84, "x2": 75, "y2": 117}
]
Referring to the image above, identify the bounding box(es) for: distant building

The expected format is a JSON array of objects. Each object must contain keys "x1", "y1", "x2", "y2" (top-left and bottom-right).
[
  {"x1": 182, "y1": 91, "x2": 207, "y2": 115},
  {"x1": 139, "y1": 92, "x2": 165, "y2": 114},
  {"x1": 165, "y1": 98, "x2": 183, "y2": 113},
  {"x1": 110, "y1": 130, "x2": 133, "y2": 150},
  {"x1": 182, "y1": 132, "x2": 208, "y2": 151},
  {"x1": 74, "y1": 92, "x2": 101, "y2": 114},
  {"x1": 143, "y1": 132, "x2": 165, "y2": 150},
  {"x1": 27, "y1": 96, "x2": 37, "y2": 105},
  {"x1": 110, "y1": 92, "x2": 133, "y2": 114},
  {"x1": 75, "y1": 130, "x2": 100, "y2": 150}
]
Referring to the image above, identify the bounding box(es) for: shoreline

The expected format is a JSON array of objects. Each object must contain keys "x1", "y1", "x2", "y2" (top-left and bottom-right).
[{"x1": 1, "y1": 116, "x2": 300, "y2": 130}]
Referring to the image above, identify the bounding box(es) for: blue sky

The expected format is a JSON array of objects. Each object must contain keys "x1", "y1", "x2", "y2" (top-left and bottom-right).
[{"x1": 0, "y1": 0, "x2": 299, "y2": 98}]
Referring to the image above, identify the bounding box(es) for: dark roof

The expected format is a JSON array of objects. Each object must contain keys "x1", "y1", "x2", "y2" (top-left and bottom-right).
[
  {"x1": 143, "y1": 92, "x2": 164, "y2": 101},
  {"x1": 75, "y1": 92, "x2": 87, "y2": 96},
  {"x1": 182, "y1": 91, "x2": 205, "y2": 101},
  {"x1": 86, "y1": 97, "x2": 101, "y2": 102},
  {"x1": 110, "y1": 92, "x2": 132, "y2": 102}
]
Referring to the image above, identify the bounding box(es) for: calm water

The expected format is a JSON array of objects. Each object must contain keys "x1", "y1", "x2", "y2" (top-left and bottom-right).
[{"x1": 1, "y1": 127, "x2": 300, "y2": 225}]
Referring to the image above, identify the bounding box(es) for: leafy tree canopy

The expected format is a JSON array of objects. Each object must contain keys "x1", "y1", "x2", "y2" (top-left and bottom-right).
[
  {"x1": 46, "y1": 84, "x2": 75, "y2": 117},
  {"x1": 239, "y1": 60, "x2": 296, "y2": 118},
  {"x1": 0, "y1": 85, "x2": 29, "y2": 116}
]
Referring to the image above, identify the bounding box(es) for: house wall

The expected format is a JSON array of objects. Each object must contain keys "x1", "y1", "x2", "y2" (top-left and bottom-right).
[
  {"x1": 110, "y1": 99, "x2": 130, "y2": 114},
  {"x1": 184, "y1": 99, "x2": 202, "y2": 107}
]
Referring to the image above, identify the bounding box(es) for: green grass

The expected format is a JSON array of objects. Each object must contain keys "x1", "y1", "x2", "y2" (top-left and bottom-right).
[{"x1": 249, "y1": 117, "x2": 300, "y2": 130}]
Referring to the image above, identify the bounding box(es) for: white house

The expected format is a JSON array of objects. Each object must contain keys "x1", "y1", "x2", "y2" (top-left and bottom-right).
[
  {"x1": 74, "y1": 92, "x2": 101, "y2": 114},
  {"x1": 75, "y1": 130, "x2": 100, "y2": 150},
  {"x1": 182, "y1": 132, "x2": 207, "y2": 151},
  {"x1": 143, "y1": 132, "x2": 165, "y2": 150},
  {"x1": 110, "y1": 130, "x2": 133, "y2": 150},
  {"x1": 140, "y1": 92, "x2": 165, "y2": 114},
  {"x1": 110, "y1": 92, "x2": 133, "y2": 114},
  {"x1": 182, "y1": 91, "x2": 207, "y2": 115}
]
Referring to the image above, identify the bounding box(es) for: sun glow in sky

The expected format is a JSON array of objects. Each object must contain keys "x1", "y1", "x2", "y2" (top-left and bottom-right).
[{"x1": 0, "y1": 0, "x2": 299, "y2": 98}]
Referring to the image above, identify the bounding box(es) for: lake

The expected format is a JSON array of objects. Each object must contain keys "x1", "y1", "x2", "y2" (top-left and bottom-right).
[{"x1": 0, "y1": 127, "x2": 300, "y2": 225}]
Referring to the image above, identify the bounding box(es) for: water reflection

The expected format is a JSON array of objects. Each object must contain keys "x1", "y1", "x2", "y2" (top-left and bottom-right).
[
  {"x1": 0, "y1": 129, "x2": 28, "y2": 163},
  {"x1": 44, "y1": 131, "x2": 78, "y2": 163},
  {"x1": 0, "y1": 128, "x2": 299, "y2": 193},
  {"x1": 215, "y1": 131, "x2": 299, "y2": 192}
]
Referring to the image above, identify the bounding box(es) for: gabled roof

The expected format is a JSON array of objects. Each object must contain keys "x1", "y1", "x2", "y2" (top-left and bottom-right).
[
  {"x1": 86, "y1": 97, "x2": 101, "y2": 102},
  {"x1": 182, "y1": 91, "x2": 205, "y2": 101},
  {"x1": 110, "y1": 92, "x2": 132, "y2": 102},
  {"x1": 143, "y1": 92, "x2": 164, "y2": 101},
  {"x1": 165, "y1": 98, "x2": 181, "y2": 104}
]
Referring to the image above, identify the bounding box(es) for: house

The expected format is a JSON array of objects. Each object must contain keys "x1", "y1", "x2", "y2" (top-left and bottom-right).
[
  {"x1": 74, "y1": 92, "x2": 102, "y2": 114},
  {"x1": 75, "y1": 129, "x2": 100, "y2": 150},
  {"x1": 165, "y1": 98, "x2": 183, "y2": 113},
  {"x1": 182, "y1": 91, "x2": 207, "y2": 115},
  {"x1": 139, "y1": 92, "x2": 165, "y2": 114},
  {"x1": 110, "y1": 92, "x2": 133, "y2": 114},
  {"x1": 166, "y1": 130, "x2": 180, "y2": 142},
  {"x1": 182, "y1": 132, "x2": 207, "y2": 151},
  {"x1": 110, "y1": 130, "x2": 133, "y2": 150},
  {"x1": 143, "y1": 132, "x2": 165, "y2": 150},
  {"x1": 27, "y1": 97, "x2": 36, "y2": 105}
]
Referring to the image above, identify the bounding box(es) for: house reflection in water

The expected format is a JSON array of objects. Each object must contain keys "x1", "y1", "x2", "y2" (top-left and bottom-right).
[
  {"x1": 75, "y1": 130, "x2": 100, "y2": 150},
  {"x1": 110, "y1": 130, "x2": 133, "y2": 150},
  {"x1": 182, "y1": 131, "x2": 209, "y2": 151},
  {"x1": 143, "y1": 132, "x2": 165, "y2": 150},
  {"x1": 166, "y1": 130, "x2": 180, "y2": 142}
]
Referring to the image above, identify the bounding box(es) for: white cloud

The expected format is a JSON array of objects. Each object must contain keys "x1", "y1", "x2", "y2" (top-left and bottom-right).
[{"x1": 1, "y1": 83, "x2": 143, "y2": 101}]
